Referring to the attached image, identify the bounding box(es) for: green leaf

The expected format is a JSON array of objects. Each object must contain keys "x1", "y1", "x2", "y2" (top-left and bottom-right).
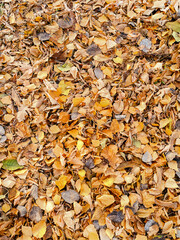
[
  {"x1": 166, "y1": 21, "x2": 180, "y2": 33},
  {"x1": 2, "y1": 159, "x2": 23, "y2": 171},
  {"x1": 172, "y1": 31, "x2": 180, "y2": 42},
  {"x1": 57, "y1": 62, "x2": 73, "y2": 72}
]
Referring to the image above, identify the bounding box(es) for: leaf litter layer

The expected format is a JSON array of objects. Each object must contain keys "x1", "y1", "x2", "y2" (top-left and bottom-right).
[{"x1": 0, "y1": 0, "x2": 180, "y2": 240}]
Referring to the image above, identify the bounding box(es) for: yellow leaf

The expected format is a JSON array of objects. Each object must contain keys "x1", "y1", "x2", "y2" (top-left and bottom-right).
[
  {"x1": 57, "y1": 62, "x2": 73, "y2": 72},
  {"x1": 73, "y1": 97, "x2": 85, "y2": 106},
  {"x1": 103, "y1": 177, "x2": 114, "y2": 187},
  {"x1": 136, "y1": 122, "x2": 144, "y2": 133},
  {"x1": 49, "y1": 125, "x2": 60, "y2": 134},
  {"x1": 78, "y1": 169, "x2": 86, "y2": 180},
  {"x1": 101, "y1": 66, "x2": 112, "y2": 78},
  {"x1": 53, "y1": 194, "x2": 61, "y2": 205},
  {"x1": 2, "y1": 203, "x2": 11, "y2": 213},
  {"x1": 55, "y1": 175, "x2": 68, "y2": 190},
  {"x1": 165, "y1": 127, "x2": 172, "y2": 136},
  {"x1": 77, "y1": 140, "x2": 84, "y2": 150},
  {"x1": 80, "y1": 183, "x2": 91, "y2": 196},
  {"x1": 32, "y1": 220, "x2": 46, "y2": 238},
  {"x1": 100, "y1": 98, "x2": 111, "y2": 107},
  {"x1": 113, "y1": 57, "x2": 123, "y2": 64},
  {"x1": 68, "y1": 129, "x2": 79, "y2": 138},
  {"x1": 89, "y1": 232, "x2": 99, "y2": 240},
  {"x1": 160, "y1": 118, "x2": 170, "y2": 128},
  {"x1": 58, "y1": 80, "x2": 72, "y2": 96}
]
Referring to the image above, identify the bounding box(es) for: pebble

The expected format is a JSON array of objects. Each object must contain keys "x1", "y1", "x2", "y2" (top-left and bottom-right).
[
  {"x1": 107, "y1": 210, "x2": 124, "y2": 223},
  {"x1": 61, "y1": 190, "x2": 80, "y2": 204},
  {"x1": 142, "y1": 151, "x2": 153, "y2": 165},
  {"x1": 29, "y1": 206, "x2": 42, "y2": 222}
]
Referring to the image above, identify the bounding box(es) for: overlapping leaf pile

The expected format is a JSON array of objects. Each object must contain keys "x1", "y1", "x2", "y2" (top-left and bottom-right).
[{"x1": 0, "y1": 0, "x2": 180, "y2": 239}]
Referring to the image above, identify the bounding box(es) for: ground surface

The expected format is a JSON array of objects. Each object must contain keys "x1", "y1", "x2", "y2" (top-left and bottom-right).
[{"x1": 0, "y1": 0, "x2": 180, "y2": 239}]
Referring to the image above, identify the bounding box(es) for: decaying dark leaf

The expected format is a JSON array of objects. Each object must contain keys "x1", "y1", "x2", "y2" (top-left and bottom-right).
[
  {"x1": 30, "y1": 185, "x2": 38, "y2": 200},
  {"x1": 139, "y1": 38, "x2": 152, "y2": 52},
  {"x1": 50, "y1": 51, "x2": 67, "y2": 62},
  {"x1": 38, "y1": 32, "x2": 50, "y2": 41},
  {"x1": 145, "y1": 220, "x2": 158, "y2": 232},
  {"x1": 61, "y1": 190, "x2": 80, "y2": 204},
  {"x1": 29, "y1": 206, "x2": 42, "y2": 222},
  {"x1": 142, "y1": 151, "x2": 153, "y2": 165},
  {"x1": 107, "y1": 210, "x2": 124, "y2": 223},
  {"x1": 0, "y1": 125, "x2": 5, "y2": 135},
  {"x1": 85, "y1": 157, "x2": 95, "y2": 169},
  {"x1": 86, "y1": 44, "x2": 101, "y2": 56},
  {"x1": 94, "y1": 68, "x2": 104, "y2": 79},
  {"x1": 175, "y1": 119, "x2": 180, "y2": 129},
  {"x1": 58, "y1": 16, "x2": 74, "y2": 29},
  {"x1": 17, "y1": 206, "x2": 27, "y2": 217}
]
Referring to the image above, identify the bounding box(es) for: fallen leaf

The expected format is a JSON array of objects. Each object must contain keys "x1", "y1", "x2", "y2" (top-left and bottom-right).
[
  {"x1": 32, "y1": 220, "x2": 46, "y2": 238},
  {"x1": 2, "y1": 159, "x2": 23, "y2": 171},
  {"x1": 61, "y1": 190, "x2": 80, "y2": 204},
  {"x1": 160, "y1": 118, "x2": 170, "y2": 128},
  {"x1": 55, "y1": 175, "x2": 68, "y2": 190},
  {"x1": 165, "y1": 178, "x2": 179, "y2": 188},
  {"x1": 166, "y1": 21, "x2": 180, "y2": 32}
]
